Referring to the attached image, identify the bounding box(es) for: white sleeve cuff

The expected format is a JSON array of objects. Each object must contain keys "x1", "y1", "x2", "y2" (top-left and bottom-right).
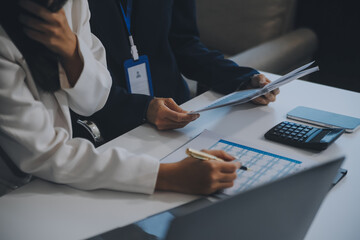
[{"x1": 62, "y1": 36, "x2": 111, "y2": 116}]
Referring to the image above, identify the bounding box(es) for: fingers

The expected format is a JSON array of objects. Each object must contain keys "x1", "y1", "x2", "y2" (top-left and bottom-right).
[
  {"x1": 251, "y1": 74, "x2": 270, "y2": 88},
  {"x1": 217, "y1": 172, "x2": 237, "y2": 182},
  {"x1": 207, "y1": 162, "x2": 238, "y2": 192},
  {"x1": 200, "y1": 150, "x2": 241, "y2": 173},
  {"x1": 164, "y1": 98, "x2": 187, "y2": 114},
  {"x1": 249, "y1": 74, "x2": 280, "y2": 105},
  {"x1": 272, "y1": 88, "x2": 280, "y2": 96},
  {"x1": 201, "y1": 149, "x2": 235, "y2": 161},
  {"x1": 18, "y1": 0, "x2": 76, "y2": 58},
  {"x1": 221, "y1": 162, "x2": 241, "y2": 173},
  {"x1": 252, "y1": 87, "x2": 280, "y2": 105},
  {"x1": 159, "y1": 157, "x2": 239, "y2": 195},
  {"x1": 251, "y1": 96, "x2": 270, "y2": 105},
  {"x1": 19, "y1": 14, "x2": 50, "y2": 34},
  {"x1": 160, "y1": 108, "x2": 198, "y2": 129},
  {"x1": 193, "y1": 160, "x2": 238, "y2": 193},
  {"x1": 18, "y1": 0, "x2": 55, "y2": 23},
  {"x1": 164, "y1": 109, "x2": 198, "y2": 123},
  {"x1": 22, "y1": 27, "x2": 47, "y2": 46},
  {"x1": 147, "y1": 98, "x2": 200, "y2": 130},
  {"x1": 164, "y1": 98, "x2": 199, "y2": 122},
  {"x1": 252, "y1": 95, "x2": 274, "y2": 105}
]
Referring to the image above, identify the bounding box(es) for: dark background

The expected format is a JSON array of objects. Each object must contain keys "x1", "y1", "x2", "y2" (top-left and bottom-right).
[{"x1": 295, "y1": 0, "x2": 360, "y2": 93}]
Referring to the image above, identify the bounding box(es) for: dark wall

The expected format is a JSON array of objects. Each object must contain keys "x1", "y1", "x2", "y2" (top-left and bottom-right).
[{"x1": 296, "y1": 0, "x2": 360, "y2": 92}]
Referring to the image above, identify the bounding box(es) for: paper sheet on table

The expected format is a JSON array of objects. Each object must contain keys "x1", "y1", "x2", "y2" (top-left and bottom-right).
[
  {"x1": 189, "y1": 62, "x2": 319, "y2": 114},
  {"x1": 161, "y1": 130, "x2": 306, "y2": 196}
]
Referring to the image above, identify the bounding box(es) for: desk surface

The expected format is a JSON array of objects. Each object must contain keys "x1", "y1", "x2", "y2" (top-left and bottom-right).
[{"x1": 1, "y1": 73, "x2": 360, "y2": 240}]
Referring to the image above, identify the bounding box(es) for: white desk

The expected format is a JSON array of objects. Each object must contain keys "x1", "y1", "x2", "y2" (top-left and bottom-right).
[{"x1": 1, "y1": 74, "x2": 360, "y2": 240}]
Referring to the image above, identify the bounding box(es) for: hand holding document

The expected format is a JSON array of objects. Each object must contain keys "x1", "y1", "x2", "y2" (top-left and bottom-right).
[{"x1": 189, "y1": 61, "x2": 319, "y2": 114}]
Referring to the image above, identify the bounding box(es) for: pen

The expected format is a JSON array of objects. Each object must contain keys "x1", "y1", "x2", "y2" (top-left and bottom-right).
[{"x1": 186, "y1": 148, "x2": 250, "y2": 171}]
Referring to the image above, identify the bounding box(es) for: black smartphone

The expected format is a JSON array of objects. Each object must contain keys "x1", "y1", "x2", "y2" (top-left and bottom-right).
[{"x1": 31, "y1": 0, "x2": 67, "y2": 12}]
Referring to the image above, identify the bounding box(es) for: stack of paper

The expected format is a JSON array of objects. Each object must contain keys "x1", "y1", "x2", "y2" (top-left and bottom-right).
[{"x1": 190, "y1": 61, "x2": 319, "y2": 114}]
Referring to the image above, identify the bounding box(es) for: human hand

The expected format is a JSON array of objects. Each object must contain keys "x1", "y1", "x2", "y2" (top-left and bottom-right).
[
  {"x1": 247, "y1": 74, "x2": 280, "y2": 105},
  {"x1": 18, "y1": 0, "x2": 77, "y2": 59},
  {"x1": 146, "y1": 98, "x2": 200, "y2": 130},
  {"x1": 18, "y1": 0, "x2": 83, "y2": 87},
  {"x1": 156, "y1": 150, "x2": 240, "y2": 195}
]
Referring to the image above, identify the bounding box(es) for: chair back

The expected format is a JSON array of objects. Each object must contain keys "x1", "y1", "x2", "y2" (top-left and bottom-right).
[{"x1": 196, "y1": 0, "x2": 298, "y2": 55}]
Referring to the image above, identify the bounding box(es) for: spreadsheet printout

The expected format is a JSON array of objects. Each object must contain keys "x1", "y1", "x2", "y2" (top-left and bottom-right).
[
  {"x1": 161, "y1": 130, "x2": 304, "y2": 195},
  {"x1": 209, "y1": 139, "x2": 302, "y2": 195}
]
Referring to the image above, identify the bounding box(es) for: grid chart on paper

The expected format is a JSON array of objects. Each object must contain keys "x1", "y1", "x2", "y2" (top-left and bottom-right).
[{"x1": 210, "y1": 139, "x2": 303, "y2": 195}]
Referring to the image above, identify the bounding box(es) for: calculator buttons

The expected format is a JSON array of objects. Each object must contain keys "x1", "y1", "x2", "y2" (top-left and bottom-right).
[
  {"x1": 270, "y1": 121, "x2": 317, "y2": 143},
  {"x1": 264, "y1": 121, "x2": 345, "y2": 150}
]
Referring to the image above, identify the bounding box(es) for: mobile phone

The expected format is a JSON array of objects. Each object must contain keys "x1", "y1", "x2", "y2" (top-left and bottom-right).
[
  {"x1": 287, "y1": 106, "x2": 360, "y2": 133},
  {"x1": 31, "y1": 0, "x2": 67, "y2": 12}
]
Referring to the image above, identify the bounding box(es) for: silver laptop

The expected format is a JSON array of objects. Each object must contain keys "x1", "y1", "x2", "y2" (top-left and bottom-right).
[{"x1": 89, "y1": 156, "x2": 344, "y2": 240}]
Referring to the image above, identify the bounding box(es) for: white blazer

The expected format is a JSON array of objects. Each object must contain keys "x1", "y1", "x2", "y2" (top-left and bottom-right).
[{"x1": 0, "y1": 0, "x2": 159, "y2": 194}]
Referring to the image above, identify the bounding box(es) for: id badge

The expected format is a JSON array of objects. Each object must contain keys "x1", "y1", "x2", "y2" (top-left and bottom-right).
[{"x1": 124, "y1": 55, "x2": 154, "y2": 96}]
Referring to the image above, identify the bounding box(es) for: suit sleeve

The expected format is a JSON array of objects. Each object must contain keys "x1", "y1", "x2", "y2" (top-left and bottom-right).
[
  {"x1": 88, "y1": 85, "x2": 153, "y2": 141},
  {"x1": 169, "y1": 0, "x2": 259, "y2": 94}
]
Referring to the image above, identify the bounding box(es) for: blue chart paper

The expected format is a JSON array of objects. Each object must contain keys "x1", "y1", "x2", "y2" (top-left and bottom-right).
[
  {"x1": 161, "y1": 130, "x2": 303, "y2": 196},
  {"x1": 210, "y1": 139, "x2": 303, "y2": 195}
]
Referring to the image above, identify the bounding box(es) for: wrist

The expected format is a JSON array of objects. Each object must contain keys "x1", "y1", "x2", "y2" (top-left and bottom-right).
[
  {"x1": 144, "y1": 97, "x2": 154, "y2": 123},
  {"x1": 59, "y1": 33, "x2": 78, "y2": 60},
  {"x1": 146, "y1": 98, "x2": 157, "y2": 125},
  {"x1": 156, "y1": 163, "x2": 179, "y2": 192},
  {"x1": 155, "y1": 163, "x2": 170, "y2": 191},
  {"x1": 59, "y1": 36, "x2": 83, "y2": 87}
]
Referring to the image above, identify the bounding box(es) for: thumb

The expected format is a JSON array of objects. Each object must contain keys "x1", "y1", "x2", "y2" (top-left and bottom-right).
[
  {"x1": 251, "y1": 74, "x2": 267, "y2": 88},
  {"x1": 164, "y1": 98, "x2": 188, "y2": 113}
]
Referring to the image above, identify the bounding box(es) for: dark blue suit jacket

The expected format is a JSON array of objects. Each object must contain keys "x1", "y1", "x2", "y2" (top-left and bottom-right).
[{"x1": 84, "y1": 0, "x2": 258, "y2": 141}]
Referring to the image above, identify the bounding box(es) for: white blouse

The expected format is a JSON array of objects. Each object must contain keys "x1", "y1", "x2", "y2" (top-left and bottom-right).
[{"x1": 0, "y1": 0, "x2": 159, "y2": 194}]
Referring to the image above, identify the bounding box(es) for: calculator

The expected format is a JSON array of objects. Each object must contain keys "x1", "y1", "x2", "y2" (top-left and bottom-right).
[{"x1": 264, "y1": 121, "x2": 345, "y2": 150}]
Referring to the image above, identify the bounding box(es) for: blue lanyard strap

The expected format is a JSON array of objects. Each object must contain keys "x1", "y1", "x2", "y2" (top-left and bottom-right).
[
  {"x1": 119, "y1": 0, "x2": 133, "y2": 35},
  {"x1": 119, "y1": 0, "x2": 139, "y2": 60}
]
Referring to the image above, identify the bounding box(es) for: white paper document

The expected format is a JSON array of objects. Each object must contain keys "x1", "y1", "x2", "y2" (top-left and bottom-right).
[
  {"x1": 161, "y1": 130, "x2": 305, "y2": 196},
  {"x1": 190, "y1": 61, "x2": 319, "y2": 114}
]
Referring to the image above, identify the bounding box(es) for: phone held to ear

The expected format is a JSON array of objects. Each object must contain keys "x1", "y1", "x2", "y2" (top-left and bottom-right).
[{"x1": 31, "y1": 0, "x2": 67, "y2": 12}]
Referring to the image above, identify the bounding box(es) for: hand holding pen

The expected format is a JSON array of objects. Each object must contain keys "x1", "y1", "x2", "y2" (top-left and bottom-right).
[
  {"x1": 157, "y1": 149, "x2": 241, "y2": 195},
  {"x1": 186, "y1": 148, "x2": 250, "y2": 171}
]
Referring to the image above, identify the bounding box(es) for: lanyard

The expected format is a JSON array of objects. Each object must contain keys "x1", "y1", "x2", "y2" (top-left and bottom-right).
[
  {"x1": 119, "y1": 0, "x2": 139, "y2": 60},
  {"x1": 119, "y1": 0, "x2": 132, "y2": 35}
]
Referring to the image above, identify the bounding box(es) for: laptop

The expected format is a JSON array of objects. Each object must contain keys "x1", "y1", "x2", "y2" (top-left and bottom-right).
[{"x1": 89, "y1": 156, "x2": 344, "y2": 240}]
